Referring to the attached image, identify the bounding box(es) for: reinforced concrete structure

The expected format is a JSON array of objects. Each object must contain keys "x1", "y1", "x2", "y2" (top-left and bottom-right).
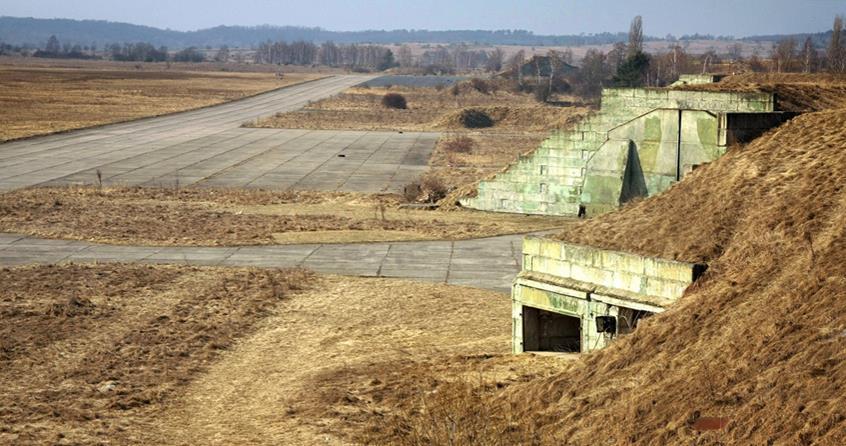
[
  {"x1": 513, "y1": 237, "x2": 706, "y2": 353},
  {"x1": 461, "y1": 84, "x2": 794, "y2": 217}
]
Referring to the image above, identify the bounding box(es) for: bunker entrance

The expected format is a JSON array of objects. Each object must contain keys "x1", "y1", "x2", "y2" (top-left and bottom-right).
[{"x1": 522, "y1": 306, "x2": 581, "y2": 353}]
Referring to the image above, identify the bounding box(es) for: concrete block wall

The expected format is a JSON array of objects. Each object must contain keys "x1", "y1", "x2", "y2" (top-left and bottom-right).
[
  {"x1": 521, "y1": 236, "x2": 702, "y2": 301},
  {"x1": 461, "y1": 87, "x2": 776, "y2": 216}
]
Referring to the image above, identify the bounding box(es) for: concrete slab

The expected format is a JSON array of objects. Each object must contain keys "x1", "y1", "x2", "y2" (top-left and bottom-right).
[
  {"x1": 0, "y1": 233, "x2": 526, "y2": 292},
  {"x1": 0, "y1": 76, "x2": 438, "y2": 194}
]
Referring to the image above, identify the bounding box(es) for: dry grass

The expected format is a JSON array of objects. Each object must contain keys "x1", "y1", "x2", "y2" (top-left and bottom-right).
[
  {"x1": 249, "y1": 82, "x2": 589, "y2": 133},
  {"x1": 364, "y1": 109, "x2": 846, "y2": 444},
  {"x1": 0, "y1": 186, "x2": 573, "y2": 246},
  {"x1": 0, "y1": 63, "x2": 323, "y2": 141},
  {"x1": 676, "y1": 72, "x2": 846, "y2": 113},
  {"x1": 140, "y1": 275, "x2": 562, "y2": 445},
  {"x1": 0, "y1": 263, "x2": 316, "y2": 445}
]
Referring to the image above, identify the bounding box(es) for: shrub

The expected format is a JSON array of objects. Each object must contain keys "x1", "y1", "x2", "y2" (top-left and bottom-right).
[
  {"x1": 442, "y1": 136, "x2": 475, "y2": 154},
  {"x1": 421, "y1": 175, "x2": 449, "y2": 203},
  {"x1": 381, "y1": 93, "x2": 408, "y2": 109},
  {"x1": 469, "y1": 78, "x2": 492, "y2": 94},
  {"x1": 402, "y1": 181, "x2": 421, "y2": 202},
  {"x1": 457, "y1": 109, "x2": 494, "y2": 128}
]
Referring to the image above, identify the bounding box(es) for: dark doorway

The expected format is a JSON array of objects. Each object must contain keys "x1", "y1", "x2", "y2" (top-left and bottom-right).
[
  {"x1": 522, "y1": 306, "x2": 581, "y2": 352},
  {"x1": 620, "y1": 140, "x2": 648, "y2": 204}
]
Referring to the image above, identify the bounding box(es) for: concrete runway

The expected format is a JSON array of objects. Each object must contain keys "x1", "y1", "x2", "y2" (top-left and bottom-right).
[
  {"x1": 0, "y1": 232, "x2": 523, "y2": 293},
  {"x1": 0, "y1": 74, "x2": 530, "y2": 291},
  {"x1": 0, "y1": 75, "x2": 438, "y2": 193}
]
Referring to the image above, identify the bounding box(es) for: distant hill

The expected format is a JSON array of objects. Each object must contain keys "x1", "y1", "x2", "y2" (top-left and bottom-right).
[
  {"x1": 742, "y1": 30, "x2": 832, "y2": 48},
  {"x1": 0, "y1": 16, "x2": 834, "y2": 51},
  {"x1": 0, "y1": 16, "x2": 640, "y2": 48}
]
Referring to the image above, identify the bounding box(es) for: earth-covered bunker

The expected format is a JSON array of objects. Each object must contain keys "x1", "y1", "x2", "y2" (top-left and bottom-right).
[
  {"x1": 513, "y1": 237, "x2": 706, "y2": 353},
  {"x1": 462, "y1": 82, "x2": 796, "y2": 217}
]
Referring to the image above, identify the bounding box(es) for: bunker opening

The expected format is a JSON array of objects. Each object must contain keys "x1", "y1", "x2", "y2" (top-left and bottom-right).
[{"x1": 522, "y1": 306, "x2": 581, "y2": 353}]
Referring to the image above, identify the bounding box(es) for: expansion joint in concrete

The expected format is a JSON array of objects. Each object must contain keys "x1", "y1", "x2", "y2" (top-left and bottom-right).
[{"x1": 444, "y1": 241, "x2": 456, "y2": 284}]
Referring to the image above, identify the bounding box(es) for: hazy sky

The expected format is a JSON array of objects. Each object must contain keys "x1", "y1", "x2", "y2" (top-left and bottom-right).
[{"x1": 3, "y1": 0, "x2": 845, "y2": 36}]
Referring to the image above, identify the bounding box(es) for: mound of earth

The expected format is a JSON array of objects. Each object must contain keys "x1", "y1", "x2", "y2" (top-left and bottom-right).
[
  {"x1": 677, "y1": 72, "x2": 846, "y2": 112},
  {"x1": 362, "y1": 103, "x2": 846, "y2": 443}
]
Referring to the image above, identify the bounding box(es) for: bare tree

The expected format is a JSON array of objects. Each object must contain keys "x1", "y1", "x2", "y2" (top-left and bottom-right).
[
  {"x1": 829, "y1": 15, "x2": 844, "y2": 73},
  {"x1": 45, "y1": 35, "x2": 60, "y2": 54},
  {"x1": 485, "y1": 47, "x2": 504, "y2": 72},
  {"x1": 574, "y1": 49, "x2": 609, "y2": 97},
  {"x1": 214, "y1": 45, "x2": 230, "y2": 63},
  {"x1": 627, "y1": 15, "x2": 644, "y2": 59},
  {"x1": 397, "y1": 44, "x2": 414, "y2": 68},
  {"x1": 801, "y1": 37, "x2": 818, "y2": 73},
  {"x1": 771, "y1": 38, "x2": 796, "y2": 72},
  {"x1": 667, "y1": 44, "x2": 688, "y2": 78},
  {"x1": 728, "y1": 42, "x2": 744, "y2": 61},
  {"x1": 701, "y1": 49, "x2": 718, "y2": 74},
  {"x1": 607, "y1": 42, "x2": 627, "y2": 72},
  {"x1": 506, "y1": 50, "x2": 526, "y2": 86}
]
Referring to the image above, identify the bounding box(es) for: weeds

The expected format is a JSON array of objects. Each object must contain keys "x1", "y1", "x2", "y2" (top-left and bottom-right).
[
  {"x1": 382, "y1": 93, "x2": 408, "y2": 109},
  {"x1": 442, "y1": 135, "x2": 476, "y2": 154}
]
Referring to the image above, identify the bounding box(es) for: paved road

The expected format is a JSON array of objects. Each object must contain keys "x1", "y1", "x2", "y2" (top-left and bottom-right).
[
  {"x1": 0, "y1": 232, "x2": 523, "y2": 293},
  {"x1": 0, "y1": 75, "x2": 438, "y2": 193}
]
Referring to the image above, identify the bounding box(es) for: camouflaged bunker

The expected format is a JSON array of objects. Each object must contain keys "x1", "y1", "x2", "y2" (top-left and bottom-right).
[
  {"x1": 461, "y1": 76, "x2": 795, "y2": 217},
  {"x1": 484, "y1": 76, "x2": 798, "y2": 353}
]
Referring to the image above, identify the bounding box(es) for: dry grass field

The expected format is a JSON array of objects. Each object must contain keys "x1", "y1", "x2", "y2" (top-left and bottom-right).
[
  {"x1": 0, "y1": 63, "x2": 323, "y2": 142},
  {"x1": 250, "y1": 82, "x2": 587, "y2": 133},
  {"x1": 0, "y1": 264, "x2": 561, "y2": 445},
  {"x1": 0, "y1": 186, "x2": 573, "y2": 246}
]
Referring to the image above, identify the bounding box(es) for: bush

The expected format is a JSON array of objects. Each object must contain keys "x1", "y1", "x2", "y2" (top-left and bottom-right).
[
  {"x1": 457, "y1": 109, "x2": 494, "y2": 128},
  {"x1": 421, "y1": 175, "x2": 449, "y2": 203},
  {"x1": 402, "y1": 181, "x2": 422, "y2": 202},
  {"x1": 469, "y1": 78, "x2": 491, "y2": 94},
  {"x1": 381, "y1": 93, "x2": 407, "y2": 109},
  {"x1": 442, "y1": 136, "x2": 475, "y2": 154}
]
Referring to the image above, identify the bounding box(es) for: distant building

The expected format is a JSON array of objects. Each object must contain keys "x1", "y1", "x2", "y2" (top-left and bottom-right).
[{"x1": 519, "y1": 55, "x2": 577, "y2": 78}]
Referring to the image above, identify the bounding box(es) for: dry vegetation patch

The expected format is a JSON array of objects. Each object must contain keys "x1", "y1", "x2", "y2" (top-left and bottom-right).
[
  {"x1": 676, "y1": 72, "x2": 846, "y2": 113},
  {"x1": 0, "y1": 263, "x2": 315, "y2": 445},
  {"x1": 0, "y1": 186, "x2": 573, "y2": 245},
  {"x1": 142, "y1": 276, "x2": 563, "y2": 445},
  {"x1": 362, "y1": 108, "x2": 846, "y2": 444},
  {"x1": 249, "y1": 81, "x2": 588, "y2": 132},
  {"x1": 0, "y1": 64, "x2": 323, "y2": 141}
]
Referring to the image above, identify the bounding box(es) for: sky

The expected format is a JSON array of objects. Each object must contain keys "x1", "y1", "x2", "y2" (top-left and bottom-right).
[{"x1": 2, "y1": 0, "x2": 845, "y2": 37}]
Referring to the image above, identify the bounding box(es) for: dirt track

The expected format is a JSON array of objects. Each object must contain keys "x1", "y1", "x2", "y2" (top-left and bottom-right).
[{"x1": 0, "y1": 264, "x2": 557, "y2": 445}]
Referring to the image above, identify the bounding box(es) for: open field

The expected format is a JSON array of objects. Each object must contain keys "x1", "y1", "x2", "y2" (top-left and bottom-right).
[
  {"x1": 0, "y1": 186, "x2": 573, "y2": 246},
  {"x1": 0, "y1": 63, "x2": 325, "y2": 141},
  {"x1": 0, "y1": 264, "x2": 562, "y2": 445}
]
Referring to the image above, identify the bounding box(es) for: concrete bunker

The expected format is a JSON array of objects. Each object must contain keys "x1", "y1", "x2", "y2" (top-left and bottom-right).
[
  {"x1": 513, "y1": 237, "x2": 706, "y2": 353},
  {"x1": 461, "y1": 79, "x2": 797, "y2": 217},
  {"x1": 521, "y1": 306, "x2": 581, "y2": 352}
]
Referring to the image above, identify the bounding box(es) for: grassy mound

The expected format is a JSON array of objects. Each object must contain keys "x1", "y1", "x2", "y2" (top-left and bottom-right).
[{"x1": 366, "y1": 100, "x2": 846, "y2": 443}]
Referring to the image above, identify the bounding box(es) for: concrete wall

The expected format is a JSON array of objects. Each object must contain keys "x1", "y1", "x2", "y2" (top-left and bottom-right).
[
  {"x1": 461, "y1": 88, "x2": 776, "y2": 217},
  {"x1": 513, "y1": 237, "x2": 705, "y2": 352}
]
